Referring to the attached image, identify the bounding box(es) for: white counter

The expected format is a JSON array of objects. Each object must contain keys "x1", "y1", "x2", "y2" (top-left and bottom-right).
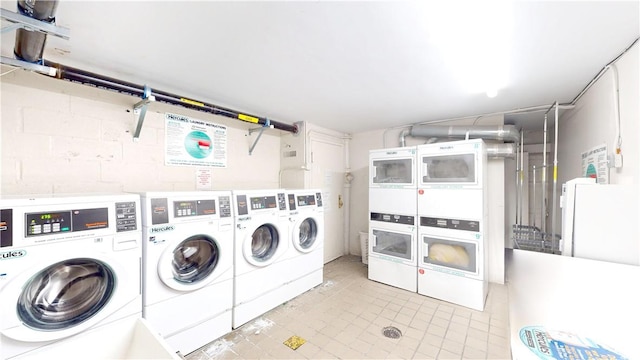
[{"x1": 507, "y1": 249, "x2": 640, "y2": 359}]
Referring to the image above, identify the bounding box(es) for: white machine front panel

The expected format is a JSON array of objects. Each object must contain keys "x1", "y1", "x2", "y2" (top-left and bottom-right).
[
  {"x1": 417, "y1": 267, "x2": 487, "y2": 311},
  {"x1": 369, "y1": 213, "x2": 416, "y2": 267},
  {"x1": 0, "y1": 195, "x2": 142, "y2": 359},
  {"x1": 1, "y1": 196, "x2": 140, "y2": 248},
  {"x1": 418, "y1": 188, "x2": 482, "y2": 220},
  {"x1": 234, "y1": 191, "x2": 288, "y2": 217},
  {"x1": 369, "y1": 188, "x2": 416, "y2": 214},
  {"x1": 417, "y1": 139, "x2": 485, "y2": 189},
  {"x1": 369, "y1": 147, "x2": 417, "y2": 189}
]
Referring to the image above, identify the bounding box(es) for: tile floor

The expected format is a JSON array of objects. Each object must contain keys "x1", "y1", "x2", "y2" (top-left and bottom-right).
[{"x1": 186, "y1": 256, "x2": 511, "y2": 360}]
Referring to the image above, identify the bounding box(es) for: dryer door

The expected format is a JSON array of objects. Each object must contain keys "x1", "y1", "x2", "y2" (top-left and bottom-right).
[
  {"x1": 293, "y1": 216, "x2": 322, "y2": 253},
  {"x1": 243, "y1": 223, "x2": 280, "y2": 267},
  {"x1": 158, "y1": 234, "x2": 220, "y2": 291},
  {"x1": 3, "y1": 258, "x2": 115, "y2": 342}
]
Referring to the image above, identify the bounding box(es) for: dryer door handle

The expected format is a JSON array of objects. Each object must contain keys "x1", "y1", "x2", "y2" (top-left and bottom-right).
[{"x1": 423, "y1": 242, "x2": 429, "y2": 257}]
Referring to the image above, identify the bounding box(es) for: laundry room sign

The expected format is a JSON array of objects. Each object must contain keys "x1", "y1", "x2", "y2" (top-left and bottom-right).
[{"x1": 165, "y1": 113, "x2": 228, "y2": 167}]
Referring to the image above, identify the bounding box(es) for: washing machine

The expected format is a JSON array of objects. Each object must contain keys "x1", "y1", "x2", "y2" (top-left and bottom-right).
[
  {"x1": 139, "y1": 191, "x2": 234, "y2": 355},
  {"x1": 0, "y1": 194, "x2": 142, "y2": 359},
  {"x1": 232, "y1": 189, "x2": 290, "y2": 329},
  {"x1": 284, "y1": 189, "x2": 324, "y2": 298}
]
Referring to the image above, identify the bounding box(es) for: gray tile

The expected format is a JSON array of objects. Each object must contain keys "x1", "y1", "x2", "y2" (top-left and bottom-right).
[{"x1": 187, "y1": 256, "x2": 511, "y2": 360}]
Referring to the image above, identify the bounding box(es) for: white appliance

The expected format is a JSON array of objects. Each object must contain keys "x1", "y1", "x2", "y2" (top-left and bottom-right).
[
  {"x1": 139, "y1": 191, "x2": 234, "y2": 355},
  {"x1": 368, "y1": 146, "x2": 418, "y2": 292},
  {"x1": 232, "y1": 189, "x2": 291, "y2": 329},
  {"x1": 284, "y1": 189, "x2": 324, "y2": 297},
  {"x1": 0, "y1": 194, "x2": 142, "y2": 359},
  {"x1": 416, "y1": 139, "x2": 488, "y2": 311},
  {"x1": 561, "y1": 178, "x2": 639, "y2": 265}
]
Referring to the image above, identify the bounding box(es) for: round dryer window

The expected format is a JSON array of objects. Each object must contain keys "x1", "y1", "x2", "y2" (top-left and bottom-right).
[
  {"x1": 251, "y1": 224, "x2": 279, "y2": 262},
  {"x1": 297, "y1": 218, "x2": 318, "y2": 250},
  {"x1": 172, "y1": 235, "x2": 219, "y2": 284},
  {"x1": 17, "y1": 258, "x2": 115, "y2": 331}
]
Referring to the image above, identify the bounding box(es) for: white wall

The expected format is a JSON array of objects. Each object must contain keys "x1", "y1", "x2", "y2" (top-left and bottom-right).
[
  {"x1": 558, "y1": 42, "x2": 638, "y2": 186},
  {"x1": 349, "y1": 116, "x2": 508, "y2": 284},
  {"x1": 1, "y1": 75, "x2": 282, "y2": 195}
]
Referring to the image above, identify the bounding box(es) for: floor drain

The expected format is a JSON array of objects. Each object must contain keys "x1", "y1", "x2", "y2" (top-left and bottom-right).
[{"x1": 382, "y1": 326, "x2": 402, "y2": 339}]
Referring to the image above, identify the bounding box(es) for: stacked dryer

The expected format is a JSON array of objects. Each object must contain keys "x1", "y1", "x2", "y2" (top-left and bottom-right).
[
  {"x1": 368, "y1": 146, "x2": 418, "y2": 292},
  {"x1": 416, "y1": 139, "x2": 488, "y2": 311},
  {"x1": 231, "y1": 189, "x2": 291, "y2": 329},
  {"x1": 0, "y1": 194, "x2": 142, "y2": 359},
  {"x1": 284, "y1": 189, "x2": 324, "y2": 297},
  {"x1": 139, "y1": 191, "x2": 234, "y2": 355}
]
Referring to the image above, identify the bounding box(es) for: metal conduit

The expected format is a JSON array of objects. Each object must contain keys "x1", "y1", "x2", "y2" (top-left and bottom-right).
[
  {"x1": 43, "y1": 60, "x2": 298, "y2": 134},
  {"x1": 400, "y1": 124, "x2": 520, "y2": 158},
  {"x1": 402, "y1": 124, "x2": 520, "y2": 145}
]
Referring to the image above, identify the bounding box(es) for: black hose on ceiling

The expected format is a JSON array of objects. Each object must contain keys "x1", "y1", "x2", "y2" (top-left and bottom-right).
[{"x1": 42, "y1": 60, "x2": 299, "y2": 134}]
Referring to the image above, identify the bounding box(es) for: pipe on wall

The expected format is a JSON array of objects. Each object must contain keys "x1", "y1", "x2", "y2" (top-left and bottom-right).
[
  {"x1": 40, "y1": 61, "x2": 298, "y2": 134},
  {"x1": 14, "y1": 0, "x2": 59, "y2": 63}
]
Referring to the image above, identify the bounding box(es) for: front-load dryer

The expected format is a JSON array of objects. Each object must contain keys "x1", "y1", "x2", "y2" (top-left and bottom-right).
[
  {"x1": 139, "y1": 191, "x2": 234, "y2": 355},
  {"x1": 232, "y1": 189, "x2": 290, "y2": 329},
  {"x1": 284, "y1": 189, "x2": 324, "y2": 297},
  {"x1": 0, "y1": 194, "x2": 142, "y2": 359}
]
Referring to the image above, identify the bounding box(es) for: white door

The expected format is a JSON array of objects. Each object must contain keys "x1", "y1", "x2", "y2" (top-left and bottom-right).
[{"x1": 309, "y1": 132, "x2": 345, "y2": 264}]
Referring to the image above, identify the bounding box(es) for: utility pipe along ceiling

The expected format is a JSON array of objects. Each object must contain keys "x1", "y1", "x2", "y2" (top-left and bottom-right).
[{"x1": 1, "y1": 1, "x2": 639, "y2": 134}]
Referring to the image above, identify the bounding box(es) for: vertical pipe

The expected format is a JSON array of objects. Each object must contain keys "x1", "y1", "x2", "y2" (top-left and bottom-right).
[
  {"x1": 343, "y1": 136, "x2": 352, "y2": 256},
  {"x1": 551, "y1": 102, "x2": 559, "y2": 253},
  {"x1": 542, "y1": 114, "x2": 548, "y2": 234},
  {"x1": 515, "y1": 137, "x2": 521, "y2": 226},
  {"x1": 519, "y1": 131, "x2": 524, "y2": 226},
  {"x1": 532, "y1": 165, "x2": 537, "y2": 228}
]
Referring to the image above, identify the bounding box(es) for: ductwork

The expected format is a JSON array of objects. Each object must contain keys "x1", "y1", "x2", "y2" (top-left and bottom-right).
[
  {"x1": 399, "y1": 124, "x2": 520, "y2": 158},
  {"x1": 14, "y1": 0, "x2": 59, "y2": 63}
]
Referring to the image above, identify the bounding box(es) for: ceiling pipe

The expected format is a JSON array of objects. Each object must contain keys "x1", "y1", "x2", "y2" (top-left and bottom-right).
[
  {"x1": 43, "y1": 61, "x2": 298, "y2": 134},
  {"x1": 14, "y1": 0, "x2": 59, "y2": 63},
  {"x1": 399, "y1": 124, "x2": 519, "y2": 158}
]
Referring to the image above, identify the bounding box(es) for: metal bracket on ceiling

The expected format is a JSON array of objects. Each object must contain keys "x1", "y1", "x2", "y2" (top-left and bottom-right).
[
  {"x1": 248, "y1": 119, "x2": 274, "y2": 155},
  {"x1": 0, "y1": 8, "x2": 69, "y2": 76},
  {"x1": 0, "y1": 8, "x2": 70, "y2": 39},
  {"x1": 0, "y1": 55, "x2": 56, "y2": 76},
  {"x1": 132, "y1": 85, "x2": 155, "y2": 141}
]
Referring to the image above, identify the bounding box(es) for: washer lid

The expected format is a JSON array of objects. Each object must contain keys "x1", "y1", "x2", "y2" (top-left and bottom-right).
[
  {"x1": 159, "y1": 234, "x2": 219, "y2": 291},
  {"x1": 244, "y1": 223, "x2": 280, "y2": 267},
  {"x1": 17, "y1": 258, "x2": 115, "y2": 331}
]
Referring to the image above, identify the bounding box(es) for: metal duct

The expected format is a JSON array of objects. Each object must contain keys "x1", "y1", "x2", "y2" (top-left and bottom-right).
[
  {"x1": 43, "y1": 61, "x2": 298, "y2": 134},
  {"x1": 399, "y1": 124, "x2": 519, "y2": 158},
  {"x1": 14, "y1": 0, "x2": 59, "y2": 63},
  {"x1": 486, "y1": 143, "x2": 516, "y2": 159},
  {"x1": 408, "y1": 124, "x2": 521, "y2": 143}
]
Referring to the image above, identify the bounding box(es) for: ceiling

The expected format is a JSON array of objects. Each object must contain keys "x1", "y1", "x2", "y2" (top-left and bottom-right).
[{"x1": 1, "y1": 1, "x2": 639, "y2": 134}]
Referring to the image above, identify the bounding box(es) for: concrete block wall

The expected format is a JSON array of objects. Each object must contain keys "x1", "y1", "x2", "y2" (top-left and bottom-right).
[{"x1": 1, "y1": 79, "x2": 282, "y2": 196}]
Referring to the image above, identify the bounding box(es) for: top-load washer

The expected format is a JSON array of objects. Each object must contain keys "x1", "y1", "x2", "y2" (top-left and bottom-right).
[
  {"x1": 284, "y1": 189, "x2": 324, "y2": 298},
  {"x1": 139, "y1": 191, "x2": 234, "y2": 355},
  {"x1": 232, "y1": 189, "x2": 290, "y2": 329},
  {"x1": 0, "y1": 194, "x2": 142, "y2": 359}
]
